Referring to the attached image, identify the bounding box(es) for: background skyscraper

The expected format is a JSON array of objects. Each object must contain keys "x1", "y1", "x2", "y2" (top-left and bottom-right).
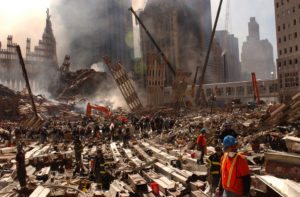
[{"x1": 241, "y1": 17, "x2": 275, "y2": 80}]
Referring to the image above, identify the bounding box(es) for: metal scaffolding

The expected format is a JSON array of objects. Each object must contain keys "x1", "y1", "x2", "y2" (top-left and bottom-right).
[{"x1": 103, "y1": 56, "x2": 143, "y2": 111}]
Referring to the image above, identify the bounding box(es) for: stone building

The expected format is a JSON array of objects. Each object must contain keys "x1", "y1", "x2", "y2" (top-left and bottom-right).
[
  {"x1": 0, "y1": 9, "x2": 58, "y2": 92},
  {"x1": 241, "y1": 17, "x2": 275, "y2": 81},
  {"x1": 139, "y1": 0, "x2": 222, "y2": 86},
  {"x1": 274, "y1": 0, "x2": 300, "y2": 100},
  {"x1": 215, "y1": 30, "x2": 241, "y2": 82}
]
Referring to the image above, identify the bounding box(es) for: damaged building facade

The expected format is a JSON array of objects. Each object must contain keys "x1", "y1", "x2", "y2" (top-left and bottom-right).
[
  {"x1": 139, "y1": 0, "x2": 223, "y2": 87},
  {"x1": 275, "y1": 0, "x2": 300, "y2": 101},
  {"x1": 0, "y1": 9, "x2": 58, "y2": 93},
  {"x1": 52, "y1": 0, "x2": 134, "y2": 71}
]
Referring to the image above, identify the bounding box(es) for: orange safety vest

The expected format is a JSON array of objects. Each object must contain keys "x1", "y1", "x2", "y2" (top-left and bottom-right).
[
  {"x1": 221, "y1": 152, "x2": 248, "y2": 195},
  {"x1": 196, "y1": 134, "x2": 206, "y2": 146}
]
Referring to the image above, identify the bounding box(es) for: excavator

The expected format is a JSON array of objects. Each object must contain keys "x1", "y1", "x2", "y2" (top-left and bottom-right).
[
  {"x1": 86, "y1": 103, "x2": 112, "y2": 118},
  {"x1": 251, "y1": 72, "x2": 260, "y2": 105}
]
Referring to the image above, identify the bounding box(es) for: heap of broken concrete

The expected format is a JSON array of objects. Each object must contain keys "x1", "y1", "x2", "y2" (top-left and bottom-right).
[
  {"x1": 0, "y1": 84, "x2": 81, "y2": 122},
  {"x1": 49, "y1": 69, "x2": 107, "y2": 101}
]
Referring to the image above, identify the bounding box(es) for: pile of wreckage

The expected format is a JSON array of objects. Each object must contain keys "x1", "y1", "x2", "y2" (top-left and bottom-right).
[
  {"x1": 49, "y1": 69, "x2": 108, "y2": 102},
  {"x1": 0, "y1": 84, "x2": 81, "y2": 122},
  {"x1": 0, "y1": 102, "x2": 299, "y2": 197}
]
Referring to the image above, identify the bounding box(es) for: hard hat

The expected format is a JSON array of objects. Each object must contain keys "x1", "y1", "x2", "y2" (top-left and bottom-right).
[
  {"x1": 224, "y1": 121, "x2": 231, "y2": 127},
  {"x1": 215, "y1": 146, "x2": 222, "y2": 152},
  {"x1": 201, "y1": 128, "x2": 207, "y2": 133},
  {"x1": 223, "y1": 135, "x2": 238, "y2": 147}
]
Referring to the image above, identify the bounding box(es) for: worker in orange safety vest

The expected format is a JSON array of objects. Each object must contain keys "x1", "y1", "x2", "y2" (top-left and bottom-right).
[
  {"x1": 196, "y1": 128, "x2": 207, "y2": 164},
  {"x1": 216, "y1": 135, "x2": 251, "y2": 197}
]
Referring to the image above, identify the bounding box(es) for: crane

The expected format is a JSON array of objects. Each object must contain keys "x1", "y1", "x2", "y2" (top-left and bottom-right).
[
  {"x1": 251, "y1": 73, "x2": 260, "y2": 104},
  {"x1": 193, "y1": 0, "x2": 224, "y2": 105}
]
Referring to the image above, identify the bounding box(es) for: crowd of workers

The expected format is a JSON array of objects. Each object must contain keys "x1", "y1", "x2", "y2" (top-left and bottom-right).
[{"x1": 4, "y1": 115, "x2": 252, "y2": 197}]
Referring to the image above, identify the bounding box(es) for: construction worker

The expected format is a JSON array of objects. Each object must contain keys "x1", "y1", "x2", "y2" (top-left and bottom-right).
[
  {"x1": 216, "y1": 135, "x2": 251, "y2": 197},
  {"x1": 16, "y1": 144, "x2": 26, "y2": 191},
  {"x1": 94, "y1": 149, "x2": 108, "y2": 189},
  {"x1": 73, "y1": 136, "x2": 83, "y2": 176},
  {"x1": 206, "y1": 146, "x2": 223, "y2": 194},
  {"x1": 220, "y1": 121, "x2": 238, "y2": 142},
  {"x1": 196, "y1": 128, "x2": 207, "y2": 164}
]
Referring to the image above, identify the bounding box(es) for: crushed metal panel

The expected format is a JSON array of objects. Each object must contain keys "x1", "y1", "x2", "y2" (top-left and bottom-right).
[
  {"x1": 256, "y1": 175, "x2": 300, "y2": 197},
  {"x1": 170, "y1": 70, "x2": 191, "y2": 107},
  {"x1": 103, "y1": 56, "x2": 143, "y2": 111},
  {"x1": 146, "y1": 54, "x2": 166, "y2": 106}
]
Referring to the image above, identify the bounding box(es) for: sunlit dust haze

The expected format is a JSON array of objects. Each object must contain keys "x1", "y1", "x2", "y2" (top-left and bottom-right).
[
  {"x1": 0, "y1": 0, "x2": 50, "y2": 53},
  {"x1": 0, "y1": 0, "x2": 276, "y2": 63}
]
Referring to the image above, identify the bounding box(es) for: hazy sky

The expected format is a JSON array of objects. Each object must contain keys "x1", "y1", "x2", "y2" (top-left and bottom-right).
[
  {"x1": 211, "y1": 0, "x2": 277, "y2": 59},
  {"x1": 0, "y1": 0, "x2": 277, "y2": 62}
]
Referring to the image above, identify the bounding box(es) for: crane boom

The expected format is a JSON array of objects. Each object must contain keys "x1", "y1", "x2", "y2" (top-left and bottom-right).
[
  {"x1": 195, "y1": 0, "x2": 224, "y2": 105},
  {"x1": 129, "y1": 7, "x2": 176, "y2": 76},
  {"x1": 16, "y1": 45, "x2": 38, "y2": 117}
]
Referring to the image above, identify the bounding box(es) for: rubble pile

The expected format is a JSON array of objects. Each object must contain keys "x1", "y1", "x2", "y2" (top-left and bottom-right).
[
  {"x1": 49, "y1": 69, "x2": 108, "y2": 101},
  {"x1": 0, "y1": 85, "x2": 80, "y2": 122},
  {"x1": 264, "y1": 92, "x2": 300, "y2": 126},
  {"x1": 1, "y1": 85, "x2": 300, "y2": 197},
  {"x1": 0, "y1": 85, "x2": 20, "y2": 120}
]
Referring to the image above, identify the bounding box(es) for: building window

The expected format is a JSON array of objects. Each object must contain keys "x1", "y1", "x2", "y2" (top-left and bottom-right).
[
  {"x1": 284, "y1": 36, "x2": 286, "y2": 42},
  {"x1": 206, "y1": 88, "x2": 212, "y2": 97},
  {"x1": 283, "y1": 24, "x2": 286, "y2": 30},
  {"x1": 290, "y1": 59, "x2": 293, "y2": 65},
  {"x1": 278, "y1": 26, "x2": 281, "y2": 31},
  {"x1": 236, "y1": 86, "x2": 244, "y2": 96},
  {"x1": 295, "y1": 59, "x2": 298, "y2": 64},
  {"x1": 270, "y1": 84, "x2": 278, "y2": 93},
  {"x1": 284, "y1": 60, "x2": 286, "y2": 66},
  {"x1": 216, "y1": 88, "x2": 223, "y2": 96},
  {"x1": 276, "y1": 2, "x2": 279, "y2": 8},
  {"x1": 295, "y1": 32, "x2": 298, "y2": 38},
  {"x1": 293, "y1": 7, "x2": 296, "y2": 12},
  {"x1": 279, "y1": 38, "x2": 281, "y2": 43},
  {"x1": 279, "y1": 50, "x2": 282, "y2": 55},
  {"x1": 279, "y1": 61, "x2": 282, "y2": 67},
  {"x1": 294, "y1": 19, "x2": 297, "y2": 25},
  {"x1": 284, "y1": 48, "x2": 287, "y2": 54},
  {"x1": 247, "y1": 86, "x2": 253, "y2": 95},
  {"x1": 289, "y1": 34, "x2": 291, "y2": 40},
  {"x1": 290, "y1": 47, "x2": 293, "y2": 53},
  {"x1": 296, "y1": 45, "x2": 299, "y2": 51},
  {"x1": 226, "y1": 87, "x2": 235, "y2": 96}
]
